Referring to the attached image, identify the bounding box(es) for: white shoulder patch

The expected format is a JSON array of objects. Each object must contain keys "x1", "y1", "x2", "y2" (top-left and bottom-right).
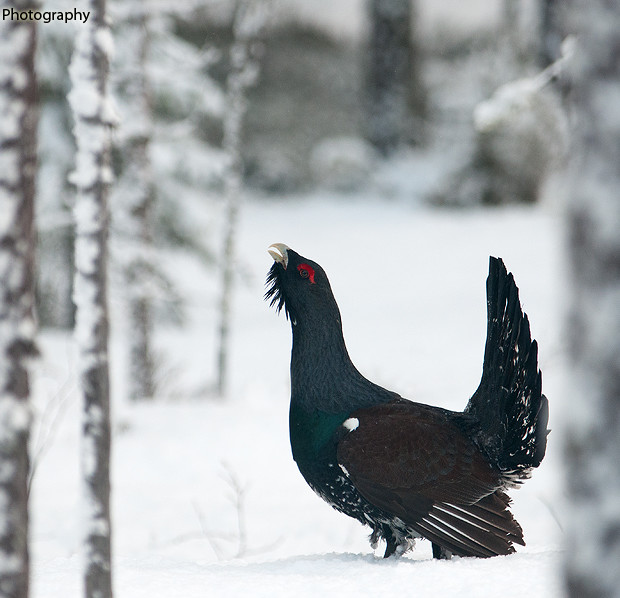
[{"x1": 342, "y1": 417, "x2": 359, "y2": 432}]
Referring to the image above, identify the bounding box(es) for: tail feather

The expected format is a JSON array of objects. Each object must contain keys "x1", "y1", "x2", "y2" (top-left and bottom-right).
[{"x1": 466, "y1": 257, "x2": 549, "y2": 480}]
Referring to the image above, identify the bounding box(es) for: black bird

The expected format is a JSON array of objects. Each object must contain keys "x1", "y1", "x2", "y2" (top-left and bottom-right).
[{"x1": 265, "y1": 243, "x2": 549, "y2": 559}]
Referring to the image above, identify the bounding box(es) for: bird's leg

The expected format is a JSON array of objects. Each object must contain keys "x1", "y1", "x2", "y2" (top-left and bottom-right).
[
  {"x1": 432, "y1": 543, "x2": 453, "y2": 560},
  {"x1": 374, "y1": 527, "x2": 400, "y2": 558},
  {"x1": 382, "y1": 530, "x2": 413, "y2": 558},
  {"x1": 370, "y1": 527, "x2": 398, "y2": 557},
  {"x1": 383, "y1": 536, "x2": 398, "y2": 558},
  {"x1": 369, "y1": 529, "x2": 380, "y2": 550}
]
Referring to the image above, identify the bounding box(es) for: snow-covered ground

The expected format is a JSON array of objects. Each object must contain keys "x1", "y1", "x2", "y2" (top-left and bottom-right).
[{"x1": 30, "y1": 196, "x2": 566, "y2": 597}]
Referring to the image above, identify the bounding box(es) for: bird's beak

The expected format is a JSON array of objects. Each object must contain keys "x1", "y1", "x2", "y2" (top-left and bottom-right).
[{"x1": 268, "y1": 243, "x2": 289, "y2": 269}]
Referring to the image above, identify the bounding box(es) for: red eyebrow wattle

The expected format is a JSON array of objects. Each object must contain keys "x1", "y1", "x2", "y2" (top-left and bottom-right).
[{"x1": 297, "y1": 263, "x2": 316, "y2": 284}]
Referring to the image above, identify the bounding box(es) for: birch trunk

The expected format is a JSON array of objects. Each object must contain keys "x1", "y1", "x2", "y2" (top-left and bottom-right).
[
  {"x1": 68, "y1": 0, "x2": 114, "y2": 595},
  {"x1": 0, "y1": 2, "x2": 38, "y2": 596}
]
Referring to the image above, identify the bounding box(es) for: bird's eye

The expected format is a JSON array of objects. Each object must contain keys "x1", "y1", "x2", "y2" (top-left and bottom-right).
[{"x1": 297, "y1": 263, "x2": 316, "y2": 284}]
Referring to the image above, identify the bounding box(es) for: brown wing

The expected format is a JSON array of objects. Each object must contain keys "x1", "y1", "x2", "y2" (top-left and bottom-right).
[{"x1": 337, "y1": 400, "x2": 524, "y2": 557}]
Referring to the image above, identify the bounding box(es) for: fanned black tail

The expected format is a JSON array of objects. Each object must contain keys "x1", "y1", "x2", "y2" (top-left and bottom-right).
[{"x1": 466, "y1": 257, "x2": 549, "y2": 483}]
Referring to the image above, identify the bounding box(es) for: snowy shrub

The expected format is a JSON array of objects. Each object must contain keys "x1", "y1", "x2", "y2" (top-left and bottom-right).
[
  {"x1": 433, "y1": 75, "x2": 568, "y2": 207},
  {"x1": 473, "y1": 79, "x2": 568, "y2": 203},
  {"x1": 310, "y1": 136, "x2": 377, "y2": 192}
]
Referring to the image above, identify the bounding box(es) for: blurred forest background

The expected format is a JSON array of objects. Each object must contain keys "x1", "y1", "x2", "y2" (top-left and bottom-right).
[
  {"x1": 11, "y1": 0, "x2": 620, "y2": 597},
  {"x1": 37, "y1": 0, "x2": 568, "y2": 399}
]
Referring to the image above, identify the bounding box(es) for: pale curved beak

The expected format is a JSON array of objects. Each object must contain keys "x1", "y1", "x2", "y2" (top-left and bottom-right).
[{"x1": 268, "y1": 243, "x2": 289, "y2": 269}]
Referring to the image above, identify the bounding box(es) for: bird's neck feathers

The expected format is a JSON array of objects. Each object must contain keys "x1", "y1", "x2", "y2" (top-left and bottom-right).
[
  {"x1": 289, "y1": 310, "x2": 395, "y2": 414},
  {"x1": 291, "y1": 311, "x2": 353, "y2": 401}
]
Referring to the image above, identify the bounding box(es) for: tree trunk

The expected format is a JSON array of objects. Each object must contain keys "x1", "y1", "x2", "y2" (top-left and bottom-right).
[
  {"x1": 502, "y1": 0, "x2": 521, "y2": 55},
  {"x1": 116, "y1": 0, "x2": 156, "y2": 401},
  {"x1": 0, "y1": 2, "x2": 38, "y2": 596},
  {"x1": 365, "y1": 0, "x2": 424, "y2": 155},
  {"x1": 563, "y1": 2, "x2": 620, "y2": 597},
  {"x1": 216, "y1": 0, "x2": 267, "y2": 397},
  {"x1": 68, "y1": 0, "x2": 114, "y2": 595},
  {"x1": 539, "y1": 0, "x2": 561, "y2": 67},
  {"x1": 216, "y1": 49, "x2": 243, "y2": 398}
]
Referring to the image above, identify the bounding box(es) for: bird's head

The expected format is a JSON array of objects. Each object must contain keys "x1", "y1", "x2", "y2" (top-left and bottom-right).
[{"x1": 265, "y1": 243, "x2": 339, "y2": 326}]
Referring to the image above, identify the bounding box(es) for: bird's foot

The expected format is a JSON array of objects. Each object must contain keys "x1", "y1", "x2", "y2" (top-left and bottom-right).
[{"x1": 432, "y1": 543, "x2": 453, "y2": 560}]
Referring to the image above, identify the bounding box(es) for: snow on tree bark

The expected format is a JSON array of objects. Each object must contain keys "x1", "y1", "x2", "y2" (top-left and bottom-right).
[
  {"x1": 217, "y1": 0, "x2": 268, "y2": 397},
  {"x1": 563, "y1": 2, "x2": 620, "y2": 597},
  {"x1": 68, "y1": 0, "x2": 115, "y2": 596},
  {"x1": 0, "y1": 2, "x2": 38, "y2": 596}
]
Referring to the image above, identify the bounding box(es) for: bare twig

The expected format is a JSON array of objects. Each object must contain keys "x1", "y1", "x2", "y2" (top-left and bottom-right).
[
  {"x1": 28, "y1": 374, "x2": 77, "y2": 495},
  {"x1": 220, "y1": 463, "x2": 248, "y2": 558},
  {"x1": 160, "y1": 461, "x2": 282, "y2": 560}
]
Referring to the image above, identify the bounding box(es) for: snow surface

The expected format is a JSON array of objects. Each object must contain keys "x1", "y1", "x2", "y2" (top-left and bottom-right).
[{"x1": 30, "y1": 198, "x2": 566, "y2": 597}]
